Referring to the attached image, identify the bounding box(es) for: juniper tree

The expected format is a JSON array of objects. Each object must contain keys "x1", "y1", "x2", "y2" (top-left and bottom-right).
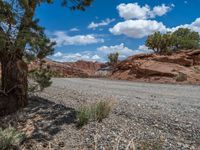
[
  {"x1": 0, "y1": 0, "x2": 93, "y2": 115},
  {"x1": 145, "y1": 31, "x2": 172, "y2": 54},
  {"x1": 108, "y1": 52, "x2": 119, "y2": 65},
  {"x1": 172, "y1": 28, "x2": 200, "y2": 50},
  {"x1": 145, "y1": 28, "x2": 200, "y2": 55}
]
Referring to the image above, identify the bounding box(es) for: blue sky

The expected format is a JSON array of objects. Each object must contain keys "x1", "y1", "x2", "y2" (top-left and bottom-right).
[{"x1": 35, "y1": 0, "x2": 200, "y2": 62}]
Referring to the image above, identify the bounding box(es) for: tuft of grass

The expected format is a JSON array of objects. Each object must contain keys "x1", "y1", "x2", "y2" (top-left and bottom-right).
[
  {"x1": 0, "y1": 127, "x2": 25, "y2": 150},
  {"x1": 94, "y1": 101, "x2": 111, "y2": 122},
  {"x1": 76, "y1": 107, "x2": 91, "y2": 127},
  {"x1": 175, "y1": 72, "x2": 187, "y2": 82},
  {"x1": 76, "y1": 101, "x2": 112, "y2": 127}
]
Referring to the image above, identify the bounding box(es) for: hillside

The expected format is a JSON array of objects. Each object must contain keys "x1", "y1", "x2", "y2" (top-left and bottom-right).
[{"x1": 29, "y1": 59, "x2": 105, "y2": 77}]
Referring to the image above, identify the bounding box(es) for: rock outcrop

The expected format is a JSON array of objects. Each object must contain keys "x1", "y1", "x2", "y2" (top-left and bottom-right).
[{"x1": 111, "y1": 50, "x2": 200, "y2": 84}]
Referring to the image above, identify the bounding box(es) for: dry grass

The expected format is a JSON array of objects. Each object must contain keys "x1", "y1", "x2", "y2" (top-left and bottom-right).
[{"x1": 76, "y1": 100, "x2": 115, "y2": 127}]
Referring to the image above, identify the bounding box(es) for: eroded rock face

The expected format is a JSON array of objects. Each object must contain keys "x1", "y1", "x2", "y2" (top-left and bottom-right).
[
  {"x1": 111, "y1": 50, "x2": 200, "y2": 84},
  {"x1": 29, "y1": 59, "x2": 105, "y2": 78}
]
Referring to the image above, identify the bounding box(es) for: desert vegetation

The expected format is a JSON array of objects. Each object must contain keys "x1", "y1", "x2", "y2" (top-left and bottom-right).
[
  {"x1": 108, "y1": 52, "x2": 119, "y2": 65},
  {"x1": 145, "y1": 28, "x2": 200, "y2": 54},
  {"x1": 0, "y1": 127, "x2": 24, "y2": 150},
  {"x1": 76, "y1": 100, "x2": 112, "y2": 127}
]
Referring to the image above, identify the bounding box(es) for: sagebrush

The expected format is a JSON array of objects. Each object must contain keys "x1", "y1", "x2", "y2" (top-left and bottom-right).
[{"x1": 0, "y1": 127, "x2": 25, "y2": 150}]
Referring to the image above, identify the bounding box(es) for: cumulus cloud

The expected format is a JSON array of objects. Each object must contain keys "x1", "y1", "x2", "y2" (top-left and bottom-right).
[
  {"x1": 51, "y1": 31, "x2": 104, "y2": 46},
  {"x1": 151, "y1": 4, "x2": 174, "y2": 18},
  {"x1": 110, "y1": 20, "x2": 167, "y2": 38},
  {"x1": 170, "y1": 17, "x2": 200, "y2": 33},
  {"x1": 52, "y1": 51, "x2": 102, "y2": 62},
  {"x1": 117, "y1": 3, "x2": 174, "y2": 20},
  {"x1": 97, "y1": 43, "x2": 151, "y2": 60},
  {"x1": 97, "y1": 43, "x2": 134, "y2": 56},
  {"x1": 88, "y1": 18, "x2": 115, "y2": 30},
  {"x1": 51, "y1": 43, "x2": 152, "y2": 62},
  {"x1": 110, "y1": 17, "x2": 200, "y2": 39},
  {"x1": 112, "y1": 2, "x2": 200, "y2": 39}
]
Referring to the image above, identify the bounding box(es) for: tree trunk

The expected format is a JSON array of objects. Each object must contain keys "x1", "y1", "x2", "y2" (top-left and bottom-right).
[{"x1": 0, "y1": 57, "x2": 28, "y2": 116}]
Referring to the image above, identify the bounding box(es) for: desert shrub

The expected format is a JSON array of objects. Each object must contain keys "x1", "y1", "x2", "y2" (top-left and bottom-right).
[
  {"x1": 76, "y1": 101, "x2": 112, "y2": 127},
  {"x1": 176, "y1": 72, "x2": 187, "y2": 82},
  {"x1": 0, "y1": 127, "x2": 25, "y2": 150},
  {"x1": 108, "y1": 52, "x2": 119, "y2": 65},
  {"x1": 145, "y1": 32, "x2": 172, "y2": 54},
  {"x1": 76, "y1": 107, "x2": 91, "y2": 127}
]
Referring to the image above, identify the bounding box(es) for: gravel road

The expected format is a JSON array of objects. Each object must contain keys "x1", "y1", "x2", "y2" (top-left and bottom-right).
[
  {"x1": 2, "y1": 78, "x2": 197, "y2": 149},
  {"x1": 35, "y1": 78, "x2": 200, "y2": 149}
]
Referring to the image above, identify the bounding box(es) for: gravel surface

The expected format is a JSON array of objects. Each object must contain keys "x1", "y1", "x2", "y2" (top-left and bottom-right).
[{"x1": 2, "y1": 78, "x2": 200, "y2": 150}]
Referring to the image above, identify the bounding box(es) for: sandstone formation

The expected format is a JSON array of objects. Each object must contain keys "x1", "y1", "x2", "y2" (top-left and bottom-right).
[{"x1": 111, "y1": 50, "x2": 200, "y2": 84}]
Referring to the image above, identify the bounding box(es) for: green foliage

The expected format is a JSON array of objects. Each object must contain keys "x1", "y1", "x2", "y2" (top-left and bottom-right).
[
  {"x1": 29, "y1": 67, "x2": 52, "y2": 92},
  {"x1": 0, "y1": 127, "x2": 25, "y2": 150},
  {"x1": 0, "y1": 0, "x2": 93, "y2": 91},
  {"x1": 145, "y1": 32, "x2": 173, "y2": 54},
  {"x1": 108, "y1": 52, "x2": 119, "y2": 64},
  {"x1": 76, "y1": 101, "x2": 112, "y2": 127},
  {"x1": 145, "y1": 28, "x2": 200, "y2": 54},
  {"x1": 172, "y1": 28, "x2": 200, "y2": 50}
]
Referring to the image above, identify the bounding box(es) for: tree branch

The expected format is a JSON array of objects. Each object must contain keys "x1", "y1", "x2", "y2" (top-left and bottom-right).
[{"x1": 15, "y1": 1, "x2": 37, "y2": 53}]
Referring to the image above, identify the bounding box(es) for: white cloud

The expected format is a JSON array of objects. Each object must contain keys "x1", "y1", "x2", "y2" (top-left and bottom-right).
[
  {"x1": 51, "y1": 51, "x2": 103, "y2": 62},
  {"x1": 110, "y1": 19, "x2": 167, "y2": 38},
  {"x1": 97, "y1": 43, "x2": 150, "y2": 59},
  {"x1": 69, "y1": 28, "x2": 79, "y2": 32},
  {"x1": 97, "y1": 43, "x2": 134, "y2": 56},
  {"x1": 51, "y1": 44, "x2": 152, "y2": 62},
  {"x1": 88, "y1": 18, "x2": 115, "y2": 29},
  {"x1": 110, "y1": 17, "x2": 200, "y2": 39},
  {"x1": 151, "y1": 4, "x2": 174, "y2": 18},
  {"x1": 117, "y1": 3, "x2": 173, "y2": 20},
  {"x1": 51, "y1": 31, "x2": 104, "y2": 46},
  {"x1": 170, "y1": 17, "x2": 200, "y2": 33},
  {"x1": 117, "y1": 3, "x2": 150, "y2": 20}
]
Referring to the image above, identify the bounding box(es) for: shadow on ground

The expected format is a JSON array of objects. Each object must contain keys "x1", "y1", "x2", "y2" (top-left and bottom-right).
[
  {"x1": 27, "y1": 96, "x2": 77, "y2": 141},
  {"x1": 1, "y1": 96, "x2": 77, "y2": 143}
]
